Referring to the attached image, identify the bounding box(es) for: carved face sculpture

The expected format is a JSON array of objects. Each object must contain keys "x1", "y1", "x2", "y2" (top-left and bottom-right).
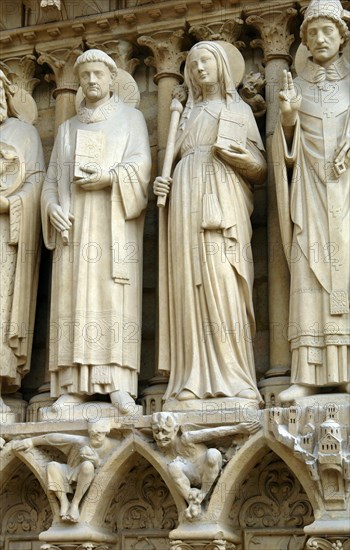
[
  {"x1": 188, "y1": 47, "x2": 219, "y2": 89},
  {"x1": 0, "y1": 79, "x2": 8, "y2": 123},
  {"x1": 306, "y1": 17, "x2": 344, "y2": 66},
  {"x1": 152, "y1": 413, "x2": 179, "y2": 449},
  {"x1": 77, "y1": 61, "x2": 114, "y2": 106},
  {"x1": 88, "y1": 428, "x2": 108, "y2": 448}
]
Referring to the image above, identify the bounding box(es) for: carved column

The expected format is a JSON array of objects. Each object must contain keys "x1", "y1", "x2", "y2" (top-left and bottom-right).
[
  {"x1": 137, "y1": 30, "x2": 186, "y2": 385},
  {"x1": 138, "y1": 30, "x2": 186, "y2": 166},
  {"x1": 1, "y1": 53, "x2": 39, "y2": 95},
  {"x1": 85, "y1": 39, "x2": 139, "y2": 75},
  {"x1": 36, "y1": 40, "x2": 83, "y2": 131},
  {"x1": 246, "y1": 7, "x2": 297, "y2": 383}
]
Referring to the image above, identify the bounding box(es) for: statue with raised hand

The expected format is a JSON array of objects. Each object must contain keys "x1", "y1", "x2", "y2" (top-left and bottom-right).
[{"x1": 273, "y1": 0, "x2": 350, "y2": 403}]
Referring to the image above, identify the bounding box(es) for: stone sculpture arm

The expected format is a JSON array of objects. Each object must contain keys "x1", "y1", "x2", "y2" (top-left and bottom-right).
[
  {"x1": 13, "y1": 433, "x2": 84, "y2": 451},
  {"x1": 181, "y1": 420, "x2": 260, "y2": 445}
]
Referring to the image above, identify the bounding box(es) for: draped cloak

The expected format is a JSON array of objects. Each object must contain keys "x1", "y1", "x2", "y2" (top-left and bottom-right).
[
  {"x1": 0, "y1": 118, "x2": 44, "y2": 392},
  {"x1": 273, "y1": 56, "x2": 350, "y2": 386},
  {"x1": 159, "y1": 97, "x2": 265, "y2": 401},
  {"x1": 41, "y1": 96, "x2": 151, "y2": 398}
]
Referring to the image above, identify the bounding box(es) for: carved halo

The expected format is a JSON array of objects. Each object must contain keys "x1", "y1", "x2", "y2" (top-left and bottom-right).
[
  {"x1": 0, "y1": 142, "x2": 25, "y2": 198},
  {"x1": 75, "y1": 67, "x2": 140, "y2": 112},
  {"x1": 215, "y1": 40, "x2": 245, "y2": 87}
]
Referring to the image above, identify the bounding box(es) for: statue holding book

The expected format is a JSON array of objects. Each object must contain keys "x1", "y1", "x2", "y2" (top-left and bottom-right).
[
  {"x1": 154, "y1": 41, "x2": 266, "y2": 404},
  {"x1": 41, "y1": 50, "x2": 151, "y2": 416}
]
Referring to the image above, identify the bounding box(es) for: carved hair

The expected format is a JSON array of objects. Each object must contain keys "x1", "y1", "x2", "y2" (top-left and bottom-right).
[{"x1": 73, "y1": 49, "x2": 118, "y2": 76}]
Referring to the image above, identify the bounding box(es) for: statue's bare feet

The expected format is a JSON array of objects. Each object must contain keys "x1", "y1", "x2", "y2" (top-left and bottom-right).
[
  {"x1": 66, "y1": 502, "x2": 80, "y2": 523},
  {"x1": 177, "y1": 390, "x2": 197, "y2": 401},
  {"x1": 110, "y1": 390, "x2": 135, "y2": 414},
  {"x1": 278, "y1": 384, "x2": 316, "y2": 404},
  {"x1": 58, "y1": 495, "x2": 70, "y2": 519}
]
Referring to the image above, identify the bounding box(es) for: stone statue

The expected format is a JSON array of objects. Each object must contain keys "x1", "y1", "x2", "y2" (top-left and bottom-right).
[
  {"x1": 13, "y1": 418, "x2": 117, "y2": 523},
  {"x1": 0, "y1": 69, "x2": 45, "y2": 421},
  {"x1": 151, "y1": 412, "x2": 260, "y2": 519},
  {"x1": 273, "y1": 0, "x2": 350, "y2": 403},
  {"x1": 154, "y1": 41, "x2": 266, "y2": 403},
  {"x1": 41, "y1": 50, "x2": 151, "y2": 416}
]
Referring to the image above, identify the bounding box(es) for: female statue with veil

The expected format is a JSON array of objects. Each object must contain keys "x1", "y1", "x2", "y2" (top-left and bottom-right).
[{"x1": 154, "y1": 41, "x2": 266, "y2": 404}]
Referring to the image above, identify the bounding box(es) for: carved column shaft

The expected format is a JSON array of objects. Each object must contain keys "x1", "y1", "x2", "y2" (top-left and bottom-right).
[{"x1": 247, "y1": 7, "x2": 297, "y2": 375}]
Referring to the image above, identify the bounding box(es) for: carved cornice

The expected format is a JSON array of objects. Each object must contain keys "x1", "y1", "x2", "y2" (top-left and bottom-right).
[
  {"x1": 245, "y1": 7, "x2": 297, "y2": 65},
  {"x1": 36, "y1": 41, "x2": 83, "y2": 97},
  {"x1": 138, "y1": 30, "x2": 187, "y2": 84},
  {"x1": 85, "y1": 39, "x2": 139, "y2": 75},
  {"x1": 189, "y1": 19, "x2": 245, "y2": 50}
]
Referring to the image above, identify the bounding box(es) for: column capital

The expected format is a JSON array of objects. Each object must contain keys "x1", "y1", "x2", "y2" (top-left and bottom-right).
[
  {"x1": 246, "y1": 7, "x2": 297, "y2": 65},
  {"x1": 138, "y1": 29, "x2": 186, "y2": 84},
  {"x1": 0, "y1": 53, "x2": 39, "y2": 95},
  {"x1": 85, "y1": 39, "x2": 139, "y2": 75},
  {"x1": 189, "y1": 18, "x2": 245, "y2": 50},
  {"x1": 36, "y1": 40, "x2": 83, "y2": 98}
]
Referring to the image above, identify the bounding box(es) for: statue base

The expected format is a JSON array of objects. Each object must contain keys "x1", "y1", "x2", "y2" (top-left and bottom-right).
[
  {"x1": 37, "y1": 401, "x2": 143, "y2": 423},
  {"x1": 169, "y1": 521, "x2": 241, "y2": 543},
  {"x1": 39, "y1": 521, "x2": 117, "y2": 543},
  {"x1": 163, "y1": 396, "x2": 261, "y2": 418}
]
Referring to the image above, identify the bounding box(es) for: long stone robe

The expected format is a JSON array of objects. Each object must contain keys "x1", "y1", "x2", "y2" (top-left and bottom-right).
[
  {"x1": 0, "y1": 117, "x2": 44, "y2": 392},
  {"x1": 41, "y1": 96, "x2": 151, "y2": 398},
  {"x1": 161, "y1": 98, "x2": 265, "y2": 400},
  {"x1": 273, "y1": 56, "x2": 350, "y2": 387}
]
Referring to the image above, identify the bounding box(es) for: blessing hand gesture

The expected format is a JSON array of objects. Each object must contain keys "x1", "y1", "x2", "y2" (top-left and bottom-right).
[{"x1": 279, "y1": 70, "x2": 302, "y2": 126}]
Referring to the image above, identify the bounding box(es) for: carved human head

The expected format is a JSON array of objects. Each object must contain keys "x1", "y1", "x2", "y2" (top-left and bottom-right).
[
  {"x1": 151, "y1": 412, "x2": 179, "y2": 449},
  {"x1": 300, "y1": 0, "x2": 350, "y2": 47},
  {"x1": 88, "y1": 417, "x2": 110, "y2": 447},
  {"x1": 74, "y1": 49, "x2": 118, "y2": 77},
  {"x1": 184, "y1": 41, "x2": 235, "y2": 102}
]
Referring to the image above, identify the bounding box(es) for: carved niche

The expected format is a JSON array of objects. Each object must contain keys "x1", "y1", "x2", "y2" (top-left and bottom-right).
[
  {"x1": 104, "y1": 456, "x2": 177, "y2": 550},
  {"x1": 229, "y1": 451, "x2": 313, "y2": 550},
  {"x1": 0, "y1": 461, "x2": 52, "y2": 548}
]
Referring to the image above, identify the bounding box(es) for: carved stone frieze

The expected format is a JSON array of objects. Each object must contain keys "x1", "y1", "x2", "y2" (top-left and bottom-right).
[
  {"x1": 230, "y1": 451, "x2": 314, "y2": 531},
  {"x1": 189, "y1": 19, "x2": 244, "y2": 49},
  {"x1": 246, "y1": 8, "x2": 297, "y2": 64},
  {"x1": 0, "y1": 463, "x2": 52, "y2": 537},
  {"x1": 104, "y1": 458, "x2": 177, "y2": 532},
  {"x1": 137, "y1": 30, "x2": 186, "y2": 84},
  {"x1": 41, "y1": 545, "x2": 113, "y2": 550}
]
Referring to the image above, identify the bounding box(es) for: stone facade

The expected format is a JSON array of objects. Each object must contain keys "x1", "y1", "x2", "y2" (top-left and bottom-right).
[{"x1": 0, "y1": 1, "x2": 349, "y2": 549}]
